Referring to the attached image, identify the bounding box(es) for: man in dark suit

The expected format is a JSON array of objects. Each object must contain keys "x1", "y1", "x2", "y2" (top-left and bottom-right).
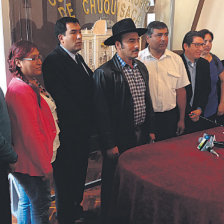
[
  {"x1": 42, "y1": 17, "x2": 94, "y2": 224},
  {"x1": 93, "y1": 18, "x2": 155, "y2": 223},
  {"x1": 181, "y1": 31, "x2": 211, "y2": 133}
]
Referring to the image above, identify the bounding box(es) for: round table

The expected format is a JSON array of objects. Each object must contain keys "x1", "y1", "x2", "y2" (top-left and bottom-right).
[{"x1": 109, "y1": 127, "x2": 224, "y2": 224}]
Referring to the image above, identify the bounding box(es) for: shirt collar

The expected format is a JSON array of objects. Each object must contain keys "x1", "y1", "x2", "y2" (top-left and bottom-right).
[
  {"x1": 60, "y1": 44, "x2": 78, "y2": 63},
  {"x1": 184, "y1": 54, "x2": 196, "y2": 68},
  {"x1": 116, "y1": 53, "x2": 137, "y2": 68},
  {"x1": 146, "y1": 48, "x2": 170, "y2": 60}
]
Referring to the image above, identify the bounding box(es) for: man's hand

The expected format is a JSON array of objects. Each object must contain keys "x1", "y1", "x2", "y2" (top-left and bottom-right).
[
  {"x1": 106, "y1": 146, "x2": 119, "y2": 159},
  {"x1": 217, "y1": 103, "x2": 224, "y2": 116},
  {"x1": 189, "y1": 109, "x2": 202, "y2": 122},
  {"x1": 176, "y1": 119, "x2": 185, "y2": 135},
  {"x1": 149, "y1": 133, "x2": 156, "y2": 143}
]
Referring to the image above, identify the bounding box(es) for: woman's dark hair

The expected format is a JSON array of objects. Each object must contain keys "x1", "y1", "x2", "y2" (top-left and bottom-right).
[
  {"x1": 8, "y1": 40, "x2": 41, "y2": 106},
  {"x1": 198, "y1": 29, "x2": 214, "y2": 40}
]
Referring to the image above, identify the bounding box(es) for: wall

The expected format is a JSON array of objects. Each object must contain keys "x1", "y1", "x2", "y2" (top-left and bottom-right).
[
  {"x1": 172, "y1": 0, "x2": 199, "y2": 51},
  {"x1": 172, "y1": 0, "x2": 224, "y2": 60},
  {"x1": 0, "y1": 0, "x2": 11, "y2": 92},
  {"x1": 197, "y1": 0, "x2": 224, "y2": 59}
]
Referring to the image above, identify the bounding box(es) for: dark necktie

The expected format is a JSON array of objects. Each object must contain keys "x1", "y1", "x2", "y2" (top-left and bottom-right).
[{"x1": 75, "y1": 54, "x2": 89, "y2": 76}]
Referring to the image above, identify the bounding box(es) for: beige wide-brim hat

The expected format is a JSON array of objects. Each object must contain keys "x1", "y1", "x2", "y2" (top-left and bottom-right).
[{"x1": 104, "y1": 18, "x2": 147, "y2": 46}]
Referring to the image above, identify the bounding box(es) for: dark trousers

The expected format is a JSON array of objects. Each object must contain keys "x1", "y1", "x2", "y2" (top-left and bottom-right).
[
  {"x1": 52, "y1": 145, "x2": 88, "y2": 224},
  {"x1": 101, "y1": 125, "x2": 149, "y2": 223},
  {"x1": 0, "y1": 169, "x2": 11, "y2": 224},
  {"x1": 155, "y1": 108, "x2": 178, "y2": 141}
]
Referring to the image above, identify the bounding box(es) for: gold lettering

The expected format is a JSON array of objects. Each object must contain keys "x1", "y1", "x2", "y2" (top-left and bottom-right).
[
  {"x1": 48, "y1": 0, "x2": 56, "y2": 6},
  {"x1": 97, "y1": 0, "x2": 103, "y2": 13},
  {"x1": 104, "y1": 0, "x2": 110, "y2": 15},
  {"x1": 83, "y1": 0, "x2": 90, "y2": 14},
  {"x1": 111, "y1": 0, "x2": 116, "y2": 15},
  {"x1": 58, "y1": 6, "x2": 67, "y2": 17},
  {"x1": 66, "y1": 3, "x2": 75, "y2": 17},
  {"x1": 90, "y1": 0, "x2": 96, "y2": 14},
  {"x1": 120, "y1": 3, "x2": 125, "y2": 18},
  {"x1": 125, "y1": 6, "x2": 131, "y2": 18}
]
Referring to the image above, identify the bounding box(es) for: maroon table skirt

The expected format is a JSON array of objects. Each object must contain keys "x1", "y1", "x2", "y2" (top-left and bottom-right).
[{"x1": 109, "y1": 127, "x2": 224, "y2": 224}]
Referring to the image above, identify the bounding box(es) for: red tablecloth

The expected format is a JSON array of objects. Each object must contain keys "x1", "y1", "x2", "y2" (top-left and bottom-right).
[{"x1": 109, "y1": 127, "x2": 224, "y2": 224}]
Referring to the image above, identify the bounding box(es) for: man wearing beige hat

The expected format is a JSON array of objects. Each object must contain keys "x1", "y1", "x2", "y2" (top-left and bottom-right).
[{"x1": 92, "y1": 18, "x2": 155, "y2": 222}]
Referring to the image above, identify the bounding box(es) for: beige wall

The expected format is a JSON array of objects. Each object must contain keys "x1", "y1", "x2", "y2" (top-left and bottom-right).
[
  {"x1": 172, "y1": 0, "x2": 199, "y2": 51},
  {"x1": 172, "y1": 0, "x2": 224, "y2": 60},
  {"x1": 197, "y1": 0, "x2": 224, "y2": 59},
  {"x1": 155, "y1": 0, "x2": 171, "y2": 24},
  {"x1": 0, "y1": 0, "x2": 11, "y2": 92}
]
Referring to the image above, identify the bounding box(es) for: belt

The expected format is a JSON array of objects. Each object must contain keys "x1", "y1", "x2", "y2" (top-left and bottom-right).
[{"x1": 155, "y1": 107, "x2": 177, "y2": 114}]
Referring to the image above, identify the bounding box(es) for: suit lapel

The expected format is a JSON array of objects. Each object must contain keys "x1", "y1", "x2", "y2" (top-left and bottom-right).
[
  {"x1": 181, "y1": 54, "x2": 192, "y2": 83},
  {"x1": 56, "y1": 46, "x2": 91, "y2": 80}
]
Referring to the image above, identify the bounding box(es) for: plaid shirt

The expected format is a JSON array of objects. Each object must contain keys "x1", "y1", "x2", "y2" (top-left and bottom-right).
[{"x1": 116, "y1": 53, "x2": 146, "y2": 126}]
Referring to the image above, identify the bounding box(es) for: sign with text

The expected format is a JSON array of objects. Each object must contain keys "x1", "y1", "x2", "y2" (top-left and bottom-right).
[{"x1": 47, "y1": 0, "x2": 150, "y2": 27}]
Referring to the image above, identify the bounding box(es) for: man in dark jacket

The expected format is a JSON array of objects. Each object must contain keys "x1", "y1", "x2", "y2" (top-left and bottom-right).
[
  {"x1": 181, "y1": 31, "x2": 211, "y2": 133},
  {"x1": 92, "y1": 18, "x2": 155, "y2": 223},
  {"x1": 0, "y1": 87, "x2": 17, "y2": 224},
  {"x1": 42, "y1": 17, "x2": 94, "y2": 224}
]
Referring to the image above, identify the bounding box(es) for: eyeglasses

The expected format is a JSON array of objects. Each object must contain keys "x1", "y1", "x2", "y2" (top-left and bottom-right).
[
  {"x1": 22, "y1": 55, "x2": 43, "y2": 61},
  {"x1": 191, "y1": 43, "x2": 205, "y2": 48}
]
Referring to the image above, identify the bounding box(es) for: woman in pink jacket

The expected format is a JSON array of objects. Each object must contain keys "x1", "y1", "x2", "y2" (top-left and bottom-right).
[{"x1": 6, "y1": 40, "x2": 60, "y2": 224}]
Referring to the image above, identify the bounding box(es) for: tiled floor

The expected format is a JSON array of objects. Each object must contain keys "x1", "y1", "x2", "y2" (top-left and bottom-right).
[{"x1": 12, "y1": 151, "x2": 102, "y2": 224}]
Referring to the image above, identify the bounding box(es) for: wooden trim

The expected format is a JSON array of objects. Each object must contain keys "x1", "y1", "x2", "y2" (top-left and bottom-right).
[{"x1": 191, "y1": 0, "x2": 205, "y2": 31}]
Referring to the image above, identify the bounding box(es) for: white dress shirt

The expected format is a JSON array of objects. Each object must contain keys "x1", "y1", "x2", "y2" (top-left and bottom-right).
[{"x1": 138, "y1": 48, "x2": 190, "y2": 112}]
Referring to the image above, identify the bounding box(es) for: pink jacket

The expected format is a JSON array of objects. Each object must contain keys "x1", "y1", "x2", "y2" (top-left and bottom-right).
[{"x1": 6, "y1": 78, "x2": 56, "y2": 176}]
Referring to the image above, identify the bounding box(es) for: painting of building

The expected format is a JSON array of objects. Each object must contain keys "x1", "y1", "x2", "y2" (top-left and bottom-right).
[{"x1": 80, "y1": 20, "x2": 115, "y2": 71}]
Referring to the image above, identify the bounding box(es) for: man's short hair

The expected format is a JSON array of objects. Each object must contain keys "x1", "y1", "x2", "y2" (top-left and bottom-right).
[
  {"x1": 55, "y1": 17, "x2": 80, "y2": 39},
  {"x1": 198, "y1": 29, "x2": 214, "y2": 40},
  {"x1": 146, "y1": 21, "x2": 168, "y2": 36},
  {"x1": 182, "y1": 31, "x2": 202, "y2": 52}
]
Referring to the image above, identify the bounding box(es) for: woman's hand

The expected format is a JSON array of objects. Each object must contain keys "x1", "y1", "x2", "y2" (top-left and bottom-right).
[
  {"x1": 217, "y1": 103, "x2": 224, "y2": 116},
  {"x1": 189, "y1": 109, "x2": 202, "y2": 122}
]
